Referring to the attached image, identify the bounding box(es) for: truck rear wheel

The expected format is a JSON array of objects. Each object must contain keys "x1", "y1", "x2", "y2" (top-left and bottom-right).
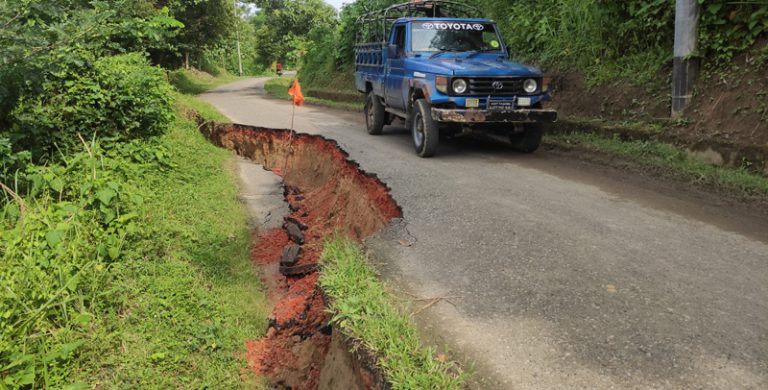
[
  {"x1": 412, "y1": 99, "x2": 439, "y2": 157},
  {"x1": 510, "y1": 123, "x2": 543, "y2": 153},
  {"x1": 365, "y1": 92, "x2": 385, "y2": 135}
]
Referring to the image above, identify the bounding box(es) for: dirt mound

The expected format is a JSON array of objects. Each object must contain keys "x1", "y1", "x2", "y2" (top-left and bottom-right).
[
  {"x1": 549, "y1": 70, "x2": 670, "y2": 121},
  {"x1": 549, "y1": 40, "x2": 768, "y2": 147},
  {"x1": 204, "y1": 124, "x2": 401, "y2": 389}
]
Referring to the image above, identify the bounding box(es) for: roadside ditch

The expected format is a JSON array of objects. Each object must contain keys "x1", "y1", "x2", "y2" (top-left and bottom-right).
[{"x1": 200, "y1": 122, "x2": 402, "y2": 389}]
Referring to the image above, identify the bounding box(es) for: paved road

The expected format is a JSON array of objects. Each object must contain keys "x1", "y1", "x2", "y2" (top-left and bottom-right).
[{"x1": 202, "y1": 78, "x2": 768, "y2": 389}]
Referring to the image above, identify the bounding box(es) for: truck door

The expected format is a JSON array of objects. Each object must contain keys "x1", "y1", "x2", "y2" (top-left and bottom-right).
[{"x1": 385, "y1": 23, "x2": 407, "y2": 111}]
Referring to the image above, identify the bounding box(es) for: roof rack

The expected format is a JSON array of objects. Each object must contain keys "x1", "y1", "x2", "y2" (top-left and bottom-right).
[{"x1": 356, "y1": 1, "x2": 480, "y2": 43}]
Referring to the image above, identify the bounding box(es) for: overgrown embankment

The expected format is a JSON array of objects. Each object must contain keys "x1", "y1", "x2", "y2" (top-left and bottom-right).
[
  {"x1": 200, "y1": 122, "x2": 464, "y2": 389},
  {"x1": 1, "y1": 62, "x2": 270, "y2": 387}
]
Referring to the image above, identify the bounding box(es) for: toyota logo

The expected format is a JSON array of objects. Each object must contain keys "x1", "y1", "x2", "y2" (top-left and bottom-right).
[
  {"x1": 492, "y1": 81, "x2": 504, "y2": 90},
  {"x1": 422, "y1": 23, "x2": 434, "y2": 29}
]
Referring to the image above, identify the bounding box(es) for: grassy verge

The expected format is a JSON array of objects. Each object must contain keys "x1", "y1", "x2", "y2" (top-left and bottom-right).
[
  {"x1": 547, "y1": 132, "x2": 768, "y2": 195},
  {"x1": 75, "y1": 101, "x2": 269, "y2": 387},
  {"x1": 319, "y1": 237, "x2": 465, "y2": 390},
  {"x1": 169, "y1": 68, "x2": 244, "y2": 94},
  {"x1": 175, "y1": 92, "x2": 230, "y2": 123},
  {"x1": 264, "y1": 77, "x2": 363, "y2": 111},
  {"x1": 1, "y1": 81, "x2": 267, "y2": 387}
]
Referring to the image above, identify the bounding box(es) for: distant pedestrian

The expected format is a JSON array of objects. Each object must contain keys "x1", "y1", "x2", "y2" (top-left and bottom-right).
[{"x1": 276, "y1": 62, "x2": 282, "y2": 76}]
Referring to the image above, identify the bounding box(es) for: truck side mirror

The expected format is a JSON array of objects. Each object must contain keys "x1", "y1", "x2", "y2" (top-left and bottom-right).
[{"x1": 387, "y1": 44, "x2": 398, "y2": 58}]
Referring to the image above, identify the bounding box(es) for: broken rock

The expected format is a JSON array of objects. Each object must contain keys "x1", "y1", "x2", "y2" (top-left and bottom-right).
[
  {"x1": 285, "y1": 216, "x2": 308, "y2": 230},
  {"x1": 281, "y1": 244, "x2": 301, "y2": 267},
  {"x1": 286, "y1": 222, "x2": 305, "y2": 244}
]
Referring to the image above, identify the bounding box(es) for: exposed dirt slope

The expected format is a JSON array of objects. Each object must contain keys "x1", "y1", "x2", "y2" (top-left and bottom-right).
[
  {"x1": 549, "y1": 42, "x2": 767, "y2": 147},
  {"x1": 202, "y1": 123, "x2": 401, "y2": 389}
]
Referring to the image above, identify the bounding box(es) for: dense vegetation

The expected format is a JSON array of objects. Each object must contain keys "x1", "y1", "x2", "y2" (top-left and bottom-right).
[
  {"x1": 250, "y1": 0, "x2": 337, "y2": 66},
  {"x1": 300, "y1": 0, "x2": 768, "y2": 89},
  {"x1": 0, "y1": 1, "x2": 274, "y2": 387}
]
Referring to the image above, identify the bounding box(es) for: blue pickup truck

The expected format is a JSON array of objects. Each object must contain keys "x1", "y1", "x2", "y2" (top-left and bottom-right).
[{"x1": 355, "y1": 1, "x2": 557, "y2": 157}]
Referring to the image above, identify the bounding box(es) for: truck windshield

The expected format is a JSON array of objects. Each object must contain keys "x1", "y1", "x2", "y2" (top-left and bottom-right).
[{"x1": 411, "y1": 21, "x2": 502, "y2": 53}]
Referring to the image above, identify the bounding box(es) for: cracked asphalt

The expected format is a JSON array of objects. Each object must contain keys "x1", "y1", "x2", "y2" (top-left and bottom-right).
[{"x1": 202, "y1": 77, "x2": 767, "y2": 389}]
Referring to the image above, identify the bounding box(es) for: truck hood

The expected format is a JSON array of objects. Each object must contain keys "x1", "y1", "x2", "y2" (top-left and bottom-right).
[{"x1": 406, "y1": 57, "x2": 541, "y2": 77}]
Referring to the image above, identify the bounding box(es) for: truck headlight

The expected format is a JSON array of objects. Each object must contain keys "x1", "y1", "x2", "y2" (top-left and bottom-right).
[
  {"x1": 436, "y1": 76, "x2": 448, "y2": 94},
  {"x1": 523, "y1": 79, "x2": 538, "y2": 93},
  {"x1": 452, "y1": 78, "x2": 468, "y2": 94}
]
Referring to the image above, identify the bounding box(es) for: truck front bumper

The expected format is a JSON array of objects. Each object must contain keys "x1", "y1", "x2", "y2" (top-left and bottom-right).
[{"x1": 431, "y1": 108, "x2": 558, "y2": 124}]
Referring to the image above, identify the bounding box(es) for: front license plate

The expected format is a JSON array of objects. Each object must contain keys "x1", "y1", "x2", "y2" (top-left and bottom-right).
[
  {"x1": 465, "y1": 98, "x2": 479, "y2": 108},
  {"x1": 488, "y1": 100, "x2": 515, "y2": 110}
]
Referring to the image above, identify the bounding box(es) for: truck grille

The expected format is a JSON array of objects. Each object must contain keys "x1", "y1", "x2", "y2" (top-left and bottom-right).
[{"x1": 466, "y1": 77, "x2": 539, "y2": 96}]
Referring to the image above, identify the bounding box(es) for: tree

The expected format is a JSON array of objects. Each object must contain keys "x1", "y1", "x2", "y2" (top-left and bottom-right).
[
  {"x1": 251, "y1": 0, "x2": 337, "y2": 66},
  {"x1": 156, "y1": 0, "x2": 236, "y2": 68},
  {"x1": 0, "y1": 0, "x2": 182, "y2": 129}
]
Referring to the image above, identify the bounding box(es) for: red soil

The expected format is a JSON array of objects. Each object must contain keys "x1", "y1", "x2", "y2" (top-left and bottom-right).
[
  {"x1": 251, "y1": 229, "x2": 290, "y2": 265},
  {"x1": 202, "y1": 124, "x2": 403, "y2": 389}
]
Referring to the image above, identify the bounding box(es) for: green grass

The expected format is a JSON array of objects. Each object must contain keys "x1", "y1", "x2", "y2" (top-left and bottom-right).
[
  {"x1": 73, "y1": 106, "x2": 269, "y2": 387},
  {"x1": 264, "y1": 77, "x2": 364, "y2": 111},
  {"x1": 174, "y1": 92, "x2": 230, "y2": 123},
  {"x1": 0, "y1": 91, "x2": 268, "y2": 388},
  {"x1": 319, "y1": 237, "x2": 465, "y2": 390},
  {"x1": 168, "y1": 68, "x2": 242, "y2": 95},
  {"x1": 548, "y1": 132, "x2": 768, "y2": 195}
]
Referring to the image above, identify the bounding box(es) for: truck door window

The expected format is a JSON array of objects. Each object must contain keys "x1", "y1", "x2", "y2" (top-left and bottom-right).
[{"x1": 394, "y1": 25, "x2": 406, "y2": 56}]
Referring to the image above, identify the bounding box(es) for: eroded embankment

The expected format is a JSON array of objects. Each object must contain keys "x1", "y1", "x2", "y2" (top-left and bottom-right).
[{"x1": 202, "y1": 123, "x2": 401, "y2": 389}]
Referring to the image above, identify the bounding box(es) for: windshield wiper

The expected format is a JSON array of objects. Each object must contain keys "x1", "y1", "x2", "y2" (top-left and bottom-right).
[{"x1": 429, "y1": 48, "x2": 460, "y2": 59}]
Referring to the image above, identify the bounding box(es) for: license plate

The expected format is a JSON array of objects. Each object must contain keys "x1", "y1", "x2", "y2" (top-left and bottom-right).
[
  {"x1": 488, "y1": 100, "x2": 516, "y2": 110},
  {"x1": 465, "y1": 98, "x2": 479, "y2": 108}
]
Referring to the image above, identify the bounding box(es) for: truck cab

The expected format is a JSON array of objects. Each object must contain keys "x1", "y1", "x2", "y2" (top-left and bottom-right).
[{"x1": 355, "y1": 1, "x2": 557, "y2": 157}]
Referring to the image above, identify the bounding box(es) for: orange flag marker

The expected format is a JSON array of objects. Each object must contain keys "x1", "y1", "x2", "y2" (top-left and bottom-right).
[{"x1": 288, "y1": 79, "x2": 305, "y2": 106}]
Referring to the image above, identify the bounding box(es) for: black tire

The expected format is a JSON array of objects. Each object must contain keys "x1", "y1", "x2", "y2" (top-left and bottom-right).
[
  {"x1": 510, "y1": 123, "x2": 543, "y2": 153},
  {"x1": 364, "y1": 92, "x2": 385, "y2": 135},
  {"x1": 412, "y1": 99, "x2": 439, "y2": 157}
]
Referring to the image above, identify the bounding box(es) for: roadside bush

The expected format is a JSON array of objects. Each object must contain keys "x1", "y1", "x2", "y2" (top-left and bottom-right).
[
  {"x1": 9, "y1": 53, "x2": 174, "y2": 160},
  {"x1": 494, "y1": 0, "x2": 767, "y2": 82},
  {"x1": 0, "y1": 138, "x2": 31, "y2": 186},
  {"x1": 698, "y1": 1, "x2": 768, "y2": 66}
]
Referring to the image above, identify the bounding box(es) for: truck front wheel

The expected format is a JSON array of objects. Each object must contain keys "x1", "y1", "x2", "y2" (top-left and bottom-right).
[
  {"x1": 412, "y1": 99, "x2": 439, "y2": 157},
  {"x1": 365, "y1": 92, "x2": 385, "y2": 135},
  {"x1": 510, "y1": 123, "x2": 543, "y2": 153}
]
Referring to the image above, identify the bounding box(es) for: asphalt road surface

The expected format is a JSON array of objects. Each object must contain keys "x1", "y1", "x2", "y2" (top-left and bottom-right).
[{"x1": 202, "y1": 78, "x2": 767, "y2": 389}]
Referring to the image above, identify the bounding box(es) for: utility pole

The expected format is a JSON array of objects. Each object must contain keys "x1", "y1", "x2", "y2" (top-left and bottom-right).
[
  {"x1": 671, "y1": 0, "x2": 699, "y2": 117},
  {"x1": 234, "y1": 0, "x2": 244, "y2": 76}
]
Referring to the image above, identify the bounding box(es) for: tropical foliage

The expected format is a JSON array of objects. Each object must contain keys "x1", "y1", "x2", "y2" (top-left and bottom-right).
[{"x1": 299, "y1": 0, "x2": 768, "y2": 87}]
